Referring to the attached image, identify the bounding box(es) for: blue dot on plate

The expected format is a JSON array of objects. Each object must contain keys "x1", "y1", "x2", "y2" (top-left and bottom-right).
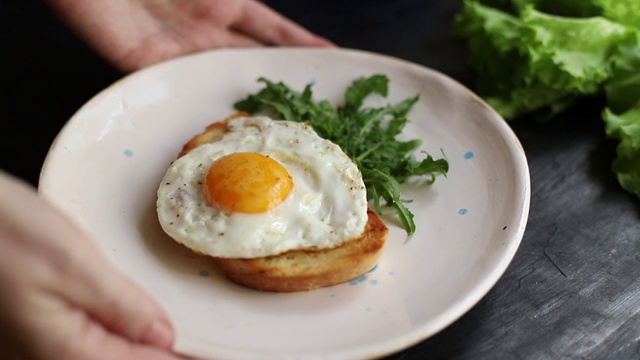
[
  {"x1": 464, "y1": 151, "x2": 474, "y2": 160},
  {"x1": 198, "y1": 270, "x2": 210, "y2": 277},
  {"x1": 124, "y1": 149, "x2": 134, "y2": 157},
  {"x1": 349, "y1": 275, "x2": 367, "y2": 285},
  {"x1": 369, "y1": 279, "x2": 378, "y2": 285},
  {"x1": 458, "y1": 208, "x2": 468, "y2": 215}
]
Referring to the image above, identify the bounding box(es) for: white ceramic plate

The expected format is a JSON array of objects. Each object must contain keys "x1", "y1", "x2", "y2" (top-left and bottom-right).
[{"x1": 39, "y1": 48, "x2": 530, "y2": 360}]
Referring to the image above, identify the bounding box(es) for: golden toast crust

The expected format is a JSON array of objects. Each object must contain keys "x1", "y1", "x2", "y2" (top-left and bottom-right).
[{"x1": 176, "y1": 113, "x2": 389, "y2": 292}]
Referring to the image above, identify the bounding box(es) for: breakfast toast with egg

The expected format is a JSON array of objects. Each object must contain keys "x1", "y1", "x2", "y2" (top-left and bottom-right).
[{"x1": 174, "y1": 113, "x2": 388, "y2": 292}]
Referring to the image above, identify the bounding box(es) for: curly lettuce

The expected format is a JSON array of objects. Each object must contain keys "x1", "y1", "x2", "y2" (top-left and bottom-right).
[{"x1": 454, "y1": 0, "x2": 640, "y2": 197}]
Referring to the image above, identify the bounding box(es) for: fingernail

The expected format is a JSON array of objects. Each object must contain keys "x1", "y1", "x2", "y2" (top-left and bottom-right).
[{"x1": 141, "y1": 320, "x2": 174, "y2": 349}]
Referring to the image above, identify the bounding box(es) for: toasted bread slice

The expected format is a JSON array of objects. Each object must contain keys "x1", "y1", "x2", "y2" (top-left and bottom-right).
[
  {"x1": 213, "y1": 208, "x2": 387, "y2": 292},
  {"x1": 176, "y1": 113, "x2": 388, "y2": 292}
]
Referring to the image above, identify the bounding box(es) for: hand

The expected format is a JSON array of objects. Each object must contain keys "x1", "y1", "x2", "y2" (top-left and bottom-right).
[
  {"x1": 44, "y1": 0, "x2": 335, "y2": 72},
  {"x1": 0, "y1": 171, "x2": 187, "y2": 360}
]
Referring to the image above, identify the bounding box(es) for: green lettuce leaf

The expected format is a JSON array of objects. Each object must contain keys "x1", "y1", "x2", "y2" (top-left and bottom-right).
[
  {"x1": 602, "y1": 32, "x2": 640, "y2": 196},
  {"x1": 454, "y1": 1, "x2": 632, "y2": 119},
  {"x1": 603, "y1": 105, "x2": 640, "y2": 197},
  {"x1": 605, "y1": 32, "x2": 640, "y2": 113},
  {"x1": 455, "y1": 0, "x2": 640, "y2": 199},
  {"x1": 593, "y1": 0, "x2": 640, "y2": 28}
]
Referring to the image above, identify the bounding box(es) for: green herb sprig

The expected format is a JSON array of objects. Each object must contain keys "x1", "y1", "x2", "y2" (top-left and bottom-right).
[{"x1": 234, "y1": 74, "x2": 448, "y2": 235}]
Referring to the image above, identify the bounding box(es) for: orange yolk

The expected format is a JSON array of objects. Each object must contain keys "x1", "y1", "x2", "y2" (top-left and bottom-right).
[{"x1": 203, "y1": 152, "x2": 294, "y2": 214}]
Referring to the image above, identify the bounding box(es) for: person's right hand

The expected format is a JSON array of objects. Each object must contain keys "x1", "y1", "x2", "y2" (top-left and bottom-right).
[
  {"x1": 0, "y1": 171, "x2": 187, "y2": 360},
  {"x1": 44, "y1": 0, "x2": 335, "y2": 72}
]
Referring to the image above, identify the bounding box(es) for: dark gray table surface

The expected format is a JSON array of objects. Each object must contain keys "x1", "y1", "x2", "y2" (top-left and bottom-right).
[{"x1": 2, "y1": 1, "x2": 639, "y2": 359}]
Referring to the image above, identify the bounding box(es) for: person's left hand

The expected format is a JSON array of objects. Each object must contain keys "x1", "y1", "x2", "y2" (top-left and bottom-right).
[
  {"x1": 44, "y1": 0, "x2": 335, "y2": 72},
  {"x1": 0, "y1": 171, "x2": 188, "y2": 360}
]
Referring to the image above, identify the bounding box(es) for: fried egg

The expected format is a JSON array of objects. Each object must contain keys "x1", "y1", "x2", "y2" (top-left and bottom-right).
[{"x1": 156, "y1": 116, "x2": 368, "y2": 259}]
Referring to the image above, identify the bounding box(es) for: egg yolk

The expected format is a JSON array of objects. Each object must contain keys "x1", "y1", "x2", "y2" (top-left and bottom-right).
[{"x1": 203, "y1": 152, "x2": 294, "y2": 214}]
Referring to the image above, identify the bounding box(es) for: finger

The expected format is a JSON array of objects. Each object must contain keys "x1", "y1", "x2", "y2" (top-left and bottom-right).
[
  {"x1": 223, "y1": 28, "x2": 265, "y2": 47},
  {"x1": 60, "y1": 259, "x2": 176, "y2": 349},
  {"x1": 17, "y1": 292, "x2": 189, "y2": 360},
  {"x1": 82, "y1": 325, "x2": 189, "y2": 360},
  {"x1": 117, "y1": 27, "x2": 265, "y2": 72},
  {"x1": 64, "y1": 309, "x2": 190, "y2": 360},
  {"x1": 234, "y1": 0, "x2": 336, "y2": 47}
]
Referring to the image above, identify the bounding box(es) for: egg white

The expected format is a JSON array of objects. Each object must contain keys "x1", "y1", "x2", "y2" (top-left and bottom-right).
[{"x1": 156, "y1": 116, "x2": 368, "y2": 258}]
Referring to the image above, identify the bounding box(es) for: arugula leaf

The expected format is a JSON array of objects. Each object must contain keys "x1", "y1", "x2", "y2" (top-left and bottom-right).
[
  {"x1": 343, "y1": 74, "x2": 389, "y2": 113},
  {"x1": 234, "y1": 75, "x2": 448, "y2": 235}
]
